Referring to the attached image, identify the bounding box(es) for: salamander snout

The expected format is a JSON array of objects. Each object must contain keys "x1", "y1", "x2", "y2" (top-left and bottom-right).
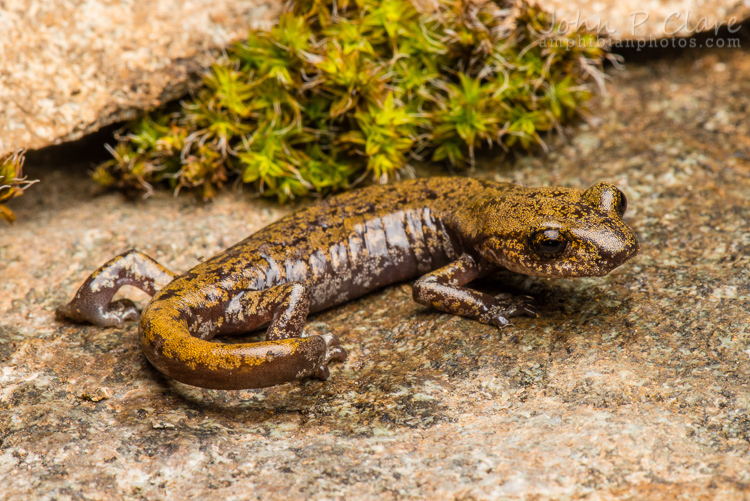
[{"x1": 569, "y1": 222, "x2": 639, "y2": 276}]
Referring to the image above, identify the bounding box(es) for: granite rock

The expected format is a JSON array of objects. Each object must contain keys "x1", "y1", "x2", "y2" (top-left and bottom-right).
[
  {"x1": 1, "y1": 34, "x2": 750, "y2": 501},
  {"x1": 545, "y1": 0, "x2": 750, "y2": 40},
  {"x1": 0, "y1": 0, "x2": 280, "y2": 157}
]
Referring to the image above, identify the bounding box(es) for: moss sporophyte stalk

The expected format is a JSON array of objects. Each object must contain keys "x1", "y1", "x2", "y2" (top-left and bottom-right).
[{"x1": 95, "y1": 0, "x2": 606, "y2": 202}]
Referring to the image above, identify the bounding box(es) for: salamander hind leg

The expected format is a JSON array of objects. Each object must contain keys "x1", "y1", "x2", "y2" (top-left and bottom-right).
[
  {"x1": 140, "y1": 281, "x2": 347, "y2": 390},
  {"x1": 56, "y1": 250, "x2": 177, "y2": 328},
  {"x1": 261, "y1": 281, "x2": 348, "y2": 380}
]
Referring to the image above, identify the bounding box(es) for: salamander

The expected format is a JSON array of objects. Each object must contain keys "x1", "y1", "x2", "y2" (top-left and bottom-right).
[{"x1": 57, "y1": 176, "x2": 638, "y2": 390}]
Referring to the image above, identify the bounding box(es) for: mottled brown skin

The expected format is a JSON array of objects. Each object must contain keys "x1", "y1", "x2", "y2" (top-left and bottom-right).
[{"x1": 57, "y1": 177, "x2": 639, "y2": 390}]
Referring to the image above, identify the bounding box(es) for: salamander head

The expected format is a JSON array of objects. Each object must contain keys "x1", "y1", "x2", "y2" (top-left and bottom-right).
[{"x1": 464, "y1": 182, "x2": 639, "y2": 278}]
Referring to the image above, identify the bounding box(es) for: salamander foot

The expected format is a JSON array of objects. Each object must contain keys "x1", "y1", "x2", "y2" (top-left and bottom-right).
[
  {"x1": 486, "y1": 294, "x2": 538, "y2": 328},
  {"x1": 56, "y1": 298, "x2": 139, "y2": 328},
  {"x1": 312, "y1": 333, "x2": 348, "y2": 380}
]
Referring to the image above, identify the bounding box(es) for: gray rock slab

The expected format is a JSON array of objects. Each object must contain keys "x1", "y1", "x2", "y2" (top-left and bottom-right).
[
  {"x1": 0, "y1": 0, "x2": 280, "y2": 157},
  {"x1": 1, "y1": 44, "x2": 749, "y2": 500}
]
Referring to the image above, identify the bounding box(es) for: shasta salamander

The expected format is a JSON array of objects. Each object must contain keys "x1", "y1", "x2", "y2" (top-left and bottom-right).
[{"x1": 57, "y1": 176, "x2": 638, "y2": 389}]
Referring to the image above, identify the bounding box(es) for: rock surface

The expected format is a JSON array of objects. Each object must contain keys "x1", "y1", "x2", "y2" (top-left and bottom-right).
[
  {"x1": 544, "y1": 0, "x2": 750, "y2": 40},
  {"x1": 0, "y1": 0, "x2": 279, "y2": 157},
  {"x1": 1, "y1": 38, "x2": 750, "y2": 501}
]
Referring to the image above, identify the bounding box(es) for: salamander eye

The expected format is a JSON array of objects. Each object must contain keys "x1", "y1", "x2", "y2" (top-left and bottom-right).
[
  {"x1": 615, "y1": 189, "x2": 627, "y2": 217},
  {"x1": 530, "y1": 229, "x2": 568, "y2": 259}
]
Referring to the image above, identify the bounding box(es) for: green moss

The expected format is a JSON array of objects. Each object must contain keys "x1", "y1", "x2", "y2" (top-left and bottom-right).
[
  {"x1": 0, "y1": 150, "x2": 34, "y2": 224},
  {"x1": 99, "y1": 0, "x2": 605, "y2": 201}
]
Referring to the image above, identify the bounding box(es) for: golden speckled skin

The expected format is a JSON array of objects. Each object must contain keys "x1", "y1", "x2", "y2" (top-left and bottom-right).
[{"x1": 57, "y1": 177, "x2": 638, "y2": 389}]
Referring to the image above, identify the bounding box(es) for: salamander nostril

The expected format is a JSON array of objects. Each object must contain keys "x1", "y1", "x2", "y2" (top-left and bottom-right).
[{"x1": 601, "y1": 239, "x2": 639, "y2": 264}]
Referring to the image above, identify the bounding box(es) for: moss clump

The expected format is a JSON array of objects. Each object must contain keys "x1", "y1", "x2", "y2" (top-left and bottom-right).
[
  {"x1": 0, "y1": 150, "x2": 34, "y2": 224},
  {"x1": 97, "y1": 0, "x2": 605, "y2": 201}
]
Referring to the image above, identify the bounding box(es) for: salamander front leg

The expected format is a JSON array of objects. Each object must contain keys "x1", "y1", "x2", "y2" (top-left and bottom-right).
[
  {"x1": 412, "y1": 254, "x2": 537, "y2": 328},
  {"x1": 57, "y1": 250, "x2": 177, "y2": 328}
]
